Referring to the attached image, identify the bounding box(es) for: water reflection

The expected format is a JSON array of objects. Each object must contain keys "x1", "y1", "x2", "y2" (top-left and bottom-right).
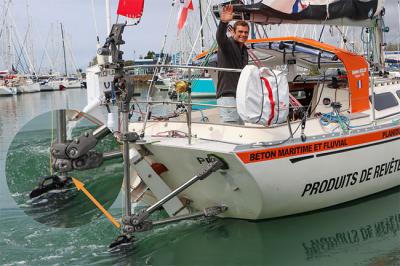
[{"x1": 126, "y1": 187, "x2": 400, "y2": 266}]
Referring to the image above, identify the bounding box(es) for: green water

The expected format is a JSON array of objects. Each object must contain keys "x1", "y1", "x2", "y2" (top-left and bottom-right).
[
  {"x1": 1, "y1": 89, "x2": 399, "y2": 265},
  {"x1": 6, "y1": 118, "x2": 123, "y2": 228}
]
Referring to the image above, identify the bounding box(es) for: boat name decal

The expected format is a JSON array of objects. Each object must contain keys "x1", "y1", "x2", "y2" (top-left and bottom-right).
[
  {"x1": 236, "y1": 127, "x2": 400, "y2": 164},
  {"x1": 301, "y1": 157, "x2": 400, "y2": 197}
]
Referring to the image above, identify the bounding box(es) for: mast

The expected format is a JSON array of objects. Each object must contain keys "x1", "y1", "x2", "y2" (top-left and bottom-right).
[
  {"x1": 60, "y1": 23, "x2": 67, "y2": 77},
  {"x1": 250, "y1": 0, "x2": 256, "y2": 39},
  {"x1": 198, "y1": 0, "x2": 205, "y2": 51},
  {"x1": 6, "y1": 17, "x2": 12, "y2": 71},
  {"x1": 105, "y1": 0, "x2": 112, "y2": 64},
  {"x1": 26, "y1": 0, "x2": 35, "y2": 73},
  {"x1": 9, "y1": 23, "x2": 13, "y2": 71},
  {"x1": 49, "y1": 23, "x2": 56, "y2": 74},
  {"x1": 1, "y1": 0, "x2": 9, "y2": 70},
  {"x1": 3, "y1": 0, "x2": 13, "y2": 71},
  {"x1": 105, "y1": 0, "x2": 111, "y2": 34},
  {"x1": 398, "y1": 1, "x2": 400, "y2": 58}
]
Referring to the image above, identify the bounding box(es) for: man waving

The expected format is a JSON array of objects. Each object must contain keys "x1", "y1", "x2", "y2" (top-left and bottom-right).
[{"x1": 216, "y1": 4, "x2": 249, "y2": 124}]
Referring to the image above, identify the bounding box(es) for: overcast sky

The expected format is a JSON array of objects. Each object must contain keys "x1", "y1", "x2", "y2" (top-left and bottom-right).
[
  {"x1": 1, "y1": 0, "x2": 177, "y2": 73},
  {"x1": 1, "y1": 0, "x2": 400, "y2": 73}
]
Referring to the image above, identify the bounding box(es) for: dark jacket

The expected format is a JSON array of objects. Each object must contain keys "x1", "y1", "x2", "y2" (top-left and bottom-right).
[{"x1": 216, "y1": 22, "x2": 248, "y2": 98}]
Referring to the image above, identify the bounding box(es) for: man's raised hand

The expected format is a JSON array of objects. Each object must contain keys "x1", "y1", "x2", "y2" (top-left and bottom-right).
[{"x1": 220, "y1": 4, "x2": 233, "y2": 23}]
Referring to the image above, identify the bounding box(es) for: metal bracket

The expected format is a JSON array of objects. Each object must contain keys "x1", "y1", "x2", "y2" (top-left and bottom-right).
[
  {"x1": 52, "y1": 158, "x2": 73, "y2": 172},
  {"x1": 122, "y1": 132, "x2": 139, "y2": 142},
  {"x1": 50, "y1": 125, "x2": 112, "y2": 172},
  {"x1": 109, "y1": 205, "x2": 228, "y2": 252},
  {"x1": 51, "y1": 143, "x2": 70, "y2": 159},
  {"x1": 72, "y1": 151, "x2": 104, "y2": 170},
  {"x1": 300, "y1": 108, "x2": 307, "y2": 142},
  {"x1": 66, "y1": 131, "x2": 101, "y2": 159},
  {"x1": 122, "y1": 205, "x2": 228, "y2": 234},
  {"x1": 122, "y1": 155, "x2": 228, "y2": 233}
]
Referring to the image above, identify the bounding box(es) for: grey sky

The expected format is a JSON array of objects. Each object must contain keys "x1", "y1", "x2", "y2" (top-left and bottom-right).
[
  {"x1": 1, "y1": 0, "x2": 176, "y2": 72},
  {"x1": 1, "y1": 0, "x2": 400, "y2": 73}
]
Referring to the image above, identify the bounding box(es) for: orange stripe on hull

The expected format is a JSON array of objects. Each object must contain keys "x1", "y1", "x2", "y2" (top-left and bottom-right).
[{"x1": 236, "y1": 127, "x2": 400, "y2": 164}]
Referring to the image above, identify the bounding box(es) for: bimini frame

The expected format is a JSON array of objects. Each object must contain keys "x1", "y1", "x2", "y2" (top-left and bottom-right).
[{"x1": 194, "y1": 37, "x2": 371, "y2": 113}]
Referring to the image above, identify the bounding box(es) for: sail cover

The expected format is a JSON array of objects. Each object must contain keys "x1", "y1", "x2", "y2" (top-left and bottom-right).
[{"x1": 214, "y1": 0, "x2": 383, "y2": 26}]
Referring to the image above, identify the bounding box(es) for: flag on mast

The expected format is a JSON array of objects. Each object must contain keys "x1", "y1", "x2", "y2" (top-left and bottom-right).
[
  {"x1": 177, "y1": 0, "x2": 194, "y2": 31},
  {"x1": 291, "y1": 0, "x2": 309, "y2": 13},
  {"x1": 117, "y1": 0, "x2": 144, "y2": 19}
]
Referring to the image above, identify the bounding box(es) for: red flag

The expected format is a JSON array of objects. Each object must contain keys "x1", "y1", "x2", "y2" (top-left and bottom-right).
[
  {"x1": 117, "y1": 0, "x2": 144, "y2": 19},
  {"x1": 177, "y1": 0, "x2": 193, "y2": 31}
]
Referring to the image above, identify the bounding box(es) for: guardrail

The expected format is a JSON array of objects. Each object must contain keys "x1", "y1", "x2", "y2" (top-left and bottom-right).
[{"x1": 126, "y1": 64, "x2": 241, "y2": 144}]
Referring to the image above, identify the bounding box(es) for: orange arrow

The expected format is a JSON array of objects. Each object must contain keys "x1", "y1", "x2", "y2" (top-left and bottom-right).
[{"x1": 71, "y1": 177, "x2": 120, "y2": 228}]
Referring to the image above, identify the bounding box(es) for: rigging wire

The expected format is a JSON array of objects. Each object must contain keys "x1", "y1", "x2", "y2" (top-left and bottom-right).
[
  {"x1": 9, "y1": 11, "x2": 36, "y2": 74},
  {"x1": 185, "y1": 0, "x2": 214, "y2": 65},
  {"x1": 35, "y1": 27, "x2": 50, "y2": 73},
  {"x1": 0, "y1": 0, "x2": 11, "y2": 40},
  {"x1": 65, "y1": 34, "x2": 79, "y2": 73},
  {"x1": 14, "y1": 28, "x2": 30, "y2": 73},
  {"x1": 140, "y1": 0, "x2": 177, "y2": 135},
  {"x1": 90, "y1": 0, "x2": 101, "y2": 45},
  {"x1": 12, "y1": 32, "x2": 29, "y2": 74},
  {"x1": 318, "y1": 25, "x2": 326, "y2": 42}
]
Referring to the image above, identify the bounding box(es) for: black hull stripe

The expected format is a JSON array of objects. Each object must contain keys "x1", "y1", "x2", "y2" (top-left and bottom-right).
[
  {"x1": 290, "y1": 155, "x2": 315, "y2": 163},
  {"x1": 289, "y1": 136, "x2": 400, "y2": 163}
]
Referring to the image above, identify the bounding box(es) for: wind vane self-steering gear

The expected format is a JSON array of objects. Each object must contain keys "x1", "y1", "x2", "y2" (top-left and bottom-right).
[{"x1": 29, "y1": 121, "x2": 113, "y2": 199}]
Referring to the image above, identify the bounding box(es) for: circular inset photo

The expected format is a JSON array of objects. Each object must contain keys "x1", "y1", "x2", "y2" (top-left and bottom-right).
[{"x1": 6, "y1": 109, "x2": 123, "y2": 228}]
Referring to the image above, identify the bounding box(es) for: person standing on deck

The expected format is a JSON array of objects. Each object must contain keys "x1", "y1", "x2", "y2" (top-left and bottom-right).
[{"x1": 217, "y1": 4, "x2": 249, "y2": 124}]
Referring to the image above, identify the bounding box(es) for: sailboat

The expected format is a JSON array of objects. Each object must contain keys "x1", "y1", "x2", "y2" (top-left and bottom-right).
[
  {"x1": 0, "y1": 71, "x2": 17, "y2": 96},
  {"x1": 80, "y1": 0, "x2": 400, "y2": 247},
  {"x1": 0, "y1": 0, "x2": 49, "y2": 94},
  {"x1": 120, "y1": 0, "x2": 399, "y2": 219}
]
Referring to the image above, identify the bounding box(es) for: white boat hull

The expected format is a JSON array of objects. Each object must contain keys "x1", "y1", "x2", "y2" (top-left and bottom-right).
[
  {"x1": 48, "y1": 80, "x2": 62, "y2": 90},
  {"x1": 19, "y1": 83, "x2": 41, "y2": 93},
  {"x1": 63, "y1": 80, "x2": 81, "y2": 89},
  {"x1": 131, "y1": 122, "x2": 400, "y2": 220},
  {"x1": 39, "y1": 84, "x2": 54, "y2": 91},
  {"x1": 48, "y1": 79, "x2": 81, "y2": 90},
  {"x1": 0, "y1": 86, "x2": 17, "y2": 95}
]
